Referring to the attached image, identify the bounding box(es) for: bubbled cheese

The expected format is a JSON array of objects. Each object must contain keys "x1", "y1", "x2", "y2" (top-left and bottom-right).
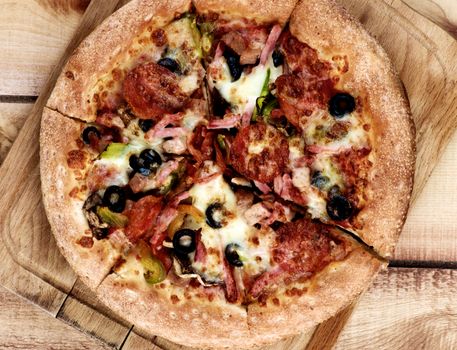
[
  {"x1": 211, "y1": 56, "x2": 282, "y2": 115},
  {"x1": 188, "y1": 174, "x2": 273, "y2": 282}
]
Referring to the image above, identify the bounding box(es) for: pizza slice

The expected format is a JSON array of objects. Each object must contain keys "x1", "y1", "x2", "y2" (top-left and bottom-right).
[{"x1": 40, "y1": 108, "x2": 122, "y2": 289}]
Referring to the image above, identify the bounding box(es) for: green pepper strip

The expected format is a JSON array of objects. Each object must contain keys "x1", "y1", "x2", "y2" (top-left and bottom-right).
[{"x1": 252, "y1": 68, "x2": 271, "y2": 122}]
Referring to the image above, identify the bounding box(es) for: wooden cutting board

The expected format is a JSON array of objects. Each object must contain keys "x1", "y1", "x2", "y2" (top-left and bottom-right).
[{"x1": 0, "y1": 0, "x2": 457, "y2": 349}]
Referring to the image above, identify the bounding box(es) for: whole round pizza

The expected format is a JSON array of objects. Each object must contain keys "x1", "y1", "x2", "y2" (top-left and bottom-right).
[{"x1": 40, "y1": 0, "x2": 415, "y2": 348}]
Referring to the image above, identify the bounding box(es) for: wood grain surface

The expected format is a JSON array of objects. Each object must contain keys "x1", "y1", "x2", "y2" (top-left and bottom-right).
[
  {"x1": 0, "y1": 285, "x2": 110, "y2": 350},
  {"x1": 0, "y1": 0, "x2": 456, "y2": 349}
]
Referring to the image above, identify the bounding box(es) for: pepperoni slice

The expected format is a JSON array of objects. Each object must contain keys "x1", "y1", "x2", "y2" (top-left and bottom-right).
[
  {"x1": 280, "y1": 31, "x2": 331, "y2": 77},
  {"x1": 249, "y1": 219, "x2": 348, "y2": 298},
  {"x1": 123, "y1": 62, "x2": 189, "y2": 120},
  {"x1": 230, "y1": 122, "x2": 289, "y2": 184},
  {"x1": 124, "y1": 195, "x2": 163, "y2": 243},
  {"x1": 276, "y1": 74, "x2": 334, "y2": 128}
]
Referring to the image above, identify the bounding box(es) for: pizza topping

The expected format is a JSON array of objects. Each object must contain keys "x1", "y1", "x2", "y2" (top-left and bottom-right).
[
  {"x1": 205, "y1": 202, "x2": 228, "y2": 229},
  {"x1": 138, "y1": 119, "x2": 154, "y2": 132},
  {"x1": 230, "y1": 122, "x2": 289, "y2": 184},
  {"x1": 326, "y1": 194, "x2": 353, "y2": 221},
  {"x1": 209, "y1": 52, "x2": 282, "y2": 116},
  {"x1": 102, "y1": 186, "x2": 126, "y2": 213},
  {"x1": 259, "y1": 24, "x2": 282, "y2": 65},
  {"x1": 172, "y1": 229, "x2": 197, "y2": 255},
  {"x1": 141, "y1": 253, "x2": 167, "y2": 285},
  {"x1": 82, "y1": 126, "x2": 101, "y2": 145},
  {"x1": 207, "y1": 113, "x2": 241, "y2": 129},
  {"x1": 124, "y1": 195, "x2": 162, "y2": 242},
  {"x1": 157, "y1": 57, "x2": 181, "y2": 74},
  {"x1": 249, "y1": 219, "x2": 347, "y2": 298},
  {"x1": 311, "y1": 171, "x2": 330, "y2": 190},
  {"x1": 272, "y1": 49, "x2": 284, "y2": 67},
  {"x1": 276, "y1": 74, "x2": 334, "y2": 128},
  {"x1": 83, "y1": 193, "x2": 111, "y2": 239},
  {"x1": 96, "y1": 207, "x2": 128, "y2": 228},
  {"x1": 224, "y1": 48, "x2": 243, "y2": 82},
  {"x1": 329, "y1": 93, "x2": 356, "y2": 118},
  {"x1": 123, "y1": 62, "x2": 189, "y2": 120},
  {"x1": 129, "y1": 149, "x2": 162, "y2": 176},
  {"x1": 225, "y1": 243, "x2": 243, "y2": 267}
]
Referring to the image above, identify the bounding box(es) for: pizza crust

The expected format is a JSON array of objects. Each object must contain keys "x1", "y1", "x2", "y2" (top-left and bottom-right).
[
  {"x1": 40, "y1": 107, "x2": 121, "y2": 289},
  {"x1": 193, "y1": 0, "x2": 298, "y2": 25},
  {"x1": 47, "y1": 0, "x2": 192, "y2": 122},
  {"x1": 289, "y1": 0, "x2": 415, "y2": 258},
  {"x1": 96, "y1": 276, "x2": 250, "y2": 349}
]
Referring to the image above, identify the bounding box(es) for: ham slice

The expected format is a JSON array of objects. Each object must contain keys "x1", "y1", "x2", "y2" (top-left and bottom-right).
[
  {"x1": 194, "y1": 229, "x2": 207, "y2": 263},
  {"x1": 153, "y1": 127, "x2": 186, "y2": 139},
  {"x1": 253, "y1": 180, "x2": 271, "y2": 194},
  {"x1": 260, "y1": 24, "x2": 282, "y2": 65},
  {"x1": 207, "y1": 114, "x2": 241, "y2": 129},
  {"x1": 155, "y1": 160, "x2": 180, "y2": 186}
]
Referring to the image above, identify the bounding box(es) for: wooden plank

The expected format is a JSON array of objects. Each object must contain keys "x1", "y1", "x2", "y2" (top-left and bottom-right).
[
  {"x1": 0, "y1": 1, "x2": 455, "y2": 350},
  {"x1": 395, "y1": 131, "x2": 457, "y2": 261},
  {"x1": 0, "y1": 284, "x2": 110, "y2": 350},
  {"x1": 402, "y1": 0, "x2": 457, "y2": 39},
  {"x1": 0, "y1": 0, "x2": 88, "y2": 96},
  {"x1": 334, "y1": 268, "x2": 457, "y2": 349},
  {"x1": 0, "y1": 102, "x2": 33, "y2": 164},
  {"x1": 122, "y1": 332, "x2": 162, "y2": 350},
  {"x1": 57, "y1": 295, "x2": 131, "y2": 348}
]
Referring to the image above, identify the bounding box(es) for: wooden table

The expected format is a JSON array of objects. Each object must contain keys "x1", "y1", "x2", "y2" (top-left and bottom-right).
[{"x1": 0, "y1": 0, "x2": 457, "y2": 349}]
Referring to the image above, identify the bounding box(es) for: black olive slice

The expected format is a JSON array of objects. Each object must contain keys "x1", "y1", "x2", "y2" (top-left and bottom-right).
[
  {"x1": 206, "y1": 202, "x2": 226, "y2": 229},
  {"x1": 212, "y1": 88, "x2": 231, "y2": 117},
  {"x1": 326, "y1": 195, "x2": 353, "y2": 221},
  {"x1": 93, "y1": 227, "x2": 109, "y2": 240},
  {"x1": 328, "y1": 185, "x2": 341, "y2": 198},
  {"x1": 272, "y1": 49, "x2": 284, "y2": 67},
  {"x1": 138, "y1": 119, "x2": 154, "y2": 132},
  {"x1": 173, "y1": 229, "x2": 196, "y2": 255},
  {"x1": 129, "y1": 149, "x2": 162, "y2": 176},
  {"x1": 225, "y1": 243, "x2": 243, "y2": 267},
  {"x1": 223, "y1": 48, "x2": 242, "y2": 82},
  {"x1": 82, "y1": 126, "x2": 100, "y2": 144},
  {"x1": 140, "y1": 149, "x2": 162, "y2": 167},
  {"x1": 311, "y1": 171, "x2": 330, "y2": 190},
  {"x1": 329, "y1": 93, "x2": 356, "y2": 118},
  {"x1": 157, "y1": 57, "x2": 180, "y2": 73},
  {"x1": 102, "y1": 186, "x2": 126, "y2": 213}
]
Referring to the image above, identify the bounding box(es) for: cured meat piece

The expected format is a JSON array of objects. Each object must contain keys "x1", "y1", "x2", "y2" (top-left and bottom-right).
[
  {"x1": 249, "y1": 219, "x2": 348, "y2": 298},
  {"x1": 123, "y1": 62, "x2": 189, "y2": 120},
  {"x1": 230, "y1": 122, "x2": 289, "y2": 184}
]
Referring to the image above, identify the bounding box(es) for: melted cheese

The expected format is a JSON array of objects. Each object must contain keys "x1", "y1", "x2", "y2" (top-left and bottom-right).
[
  {"x1": 211, "y1": 56, "x2": 282, "y2": 114},
  {"x1": 188, "y1": 174, "x2": 273, "y2": 281},
  {"x1": 303, "y1": 111, "x2": 368, "y2": 150}
]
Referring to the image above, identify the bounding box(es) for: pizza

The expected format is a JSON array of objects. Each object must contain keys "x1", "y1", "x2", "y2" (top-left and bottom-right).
[{"x1": 40, "y1": 0, "x2": 415, "y2": 348}]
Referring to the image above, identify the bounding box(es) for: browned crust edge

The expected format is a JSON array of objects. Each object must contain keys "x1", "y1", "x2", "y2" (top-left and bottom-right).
[
  {"x1": 193, "y1": 0, "x2": 298, "y2": 25},
  {"x1": 289, "y1": 0, "x2": 415, "y2": 257},
  {"x1": 96, "y1": 278, "x2": 250, "y2": 349},
  {"x1": 46, "y1": 0, "x2": 192, "y2": 122},
  {"x1": 39, "y1": 107, "x2": 120, "y2": 289}
]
